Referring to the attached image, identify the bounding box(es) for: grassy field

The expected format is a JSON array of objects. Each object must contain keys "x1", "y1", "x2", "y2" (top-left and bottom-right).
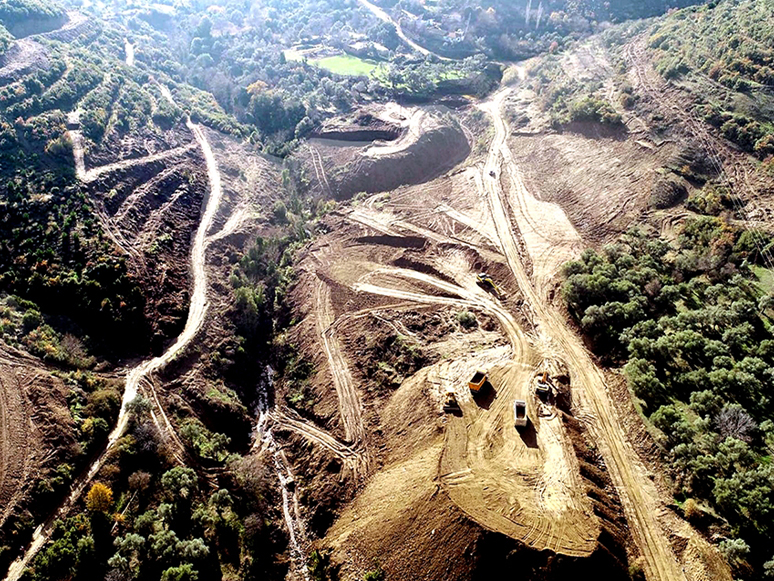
[
  {"x1": 753, "y1": 265, "x2": 774, "y2": 295},
  {"x1": 284, "y1": 50, "x2": 386, "y2": 77},
  {"x1": 315, "y1": 55, "x2": 385, "y2": 77},
  {"x1": 284, "y1": 48, "x2": 469, "y2": 86}
]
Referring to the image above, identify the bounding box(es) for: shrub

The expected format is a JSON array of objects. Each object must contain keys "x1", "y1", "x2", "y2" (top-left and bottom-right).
[
  {"x1": 456, "y1": 309, "x2": 478, "y2": 329},
  {"x1": 567, "y1": 96, "x2": 622, "y2": 125},
  {"x1": 363, "y1": 569, "x2": 385, "y2": 581},
  {"x1": 628, "y1": 557, "x2": 646, "y2": 580},
  {"x1": 682, "y1": 498, "x2": 701, "y2": 522},
  {"x1": 86, "y1": 482, "x2": 113, "y2": 513}
]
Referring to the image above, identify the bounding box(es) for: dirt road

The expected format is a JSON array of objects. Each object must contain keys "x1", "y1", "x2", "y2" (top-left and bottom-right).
[
  {"x1": 4, "y1": 112, "x2": 225, "y2": 581},
  {"x1": 270, "y1": 409, "x2": 361, "y2": 467},
  {"x1": 315, "y1": 279, "x2": 367, "y2": 446},
  {"x1": 355, "y1": 0, "x2": 453, "y2": 61},
  {"x1": 478, "y1": 85, "x2": 689, "y2": 581},
  {"x1": 81, "y1": 144, "x2": 197, "y2": 183}
]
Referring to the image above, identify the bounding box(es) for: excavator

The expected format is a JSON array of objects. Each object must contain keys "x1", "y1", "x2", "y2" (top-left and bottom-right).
[{"x1": 476, "y1": 273, "x2": 504, "y2": 299}]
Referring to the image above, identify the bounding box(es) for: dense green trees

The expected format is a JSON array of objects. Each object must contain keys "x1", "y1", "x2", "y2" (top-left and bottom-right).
[
  {"x1": 563, "y1": 219, "x2": 774, "y2": 576},
  {"x1": 0, "y1": 0, "x2": 65, "y2": 36}
]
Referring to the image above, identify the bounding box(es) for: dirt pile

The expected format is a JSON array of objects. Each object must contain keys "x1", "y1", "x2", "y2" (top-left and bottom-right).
[
  {"x1": 306, "y1": 110, "x2": 471, "y2": 200},
  {"x1": 319, "y1": 347, "x2": 630, "y2": 581},
  {"x1": 312, "y1": 112, "x2": 403, "y2": 142}
]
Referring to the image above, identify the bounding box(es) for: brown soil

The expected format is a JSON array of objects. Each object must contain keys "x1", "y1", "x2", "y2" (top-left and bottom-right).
[
  {"x1": 269, "y1": 37, "x2": 741, "y2": 581},
  {"x1": 300, "y1": 107, "x2": 471, "y2": 200},
  {"x1": 312, "y1": 111, "x2": 403, "y2": 142},
  {"x1": 0, "y1": 344, "x2": 78, "y2": 549}
]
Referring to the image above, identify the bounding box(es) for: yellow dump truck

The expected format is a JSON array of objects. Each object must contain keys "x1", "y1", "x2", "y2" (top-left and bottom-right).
[{"x1": 469, "y1": 370, "x2": 487, "y2": 394}]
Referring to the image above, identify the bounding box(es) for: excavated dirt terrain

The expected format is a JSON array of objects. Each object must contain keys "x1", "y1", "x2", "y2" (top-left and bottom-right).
[
  {"x1": 0, "y1": 345, "x2": 78, "y2": 548},
  {"x1": 279, "y1": 174, "x2": 632, "y2": 578},
  {"x1": 302, "y1": 104, "x2": 471, "y2": 200},
  {"x1": 86, "y1": 137, "x2": 208, "y2": 353},
  {"x1": 272, "y1": 35, "x2": 740, "y2": 581},
  {"x1": 0, "y1": 13, "x2": 749, "y2": 581}
]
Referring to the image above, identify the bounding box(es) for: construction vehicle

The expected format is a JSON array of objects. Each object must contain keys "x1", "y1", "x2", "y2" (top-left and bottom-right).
[
  {"x1": 476, "y1": 273, "x2": 504, "y2": 298},
  {"x1": 514, "y1": 400, "x2": 528, "y2": 428},
  {"x1": 468, "y1": 370, "x2": 488, "y2": 394},
  {"x1": 535, "y1": 371, "x2": 552, "y2": 396},
  {"x1": 443, "y1": 392, "x2": 460, "y2": 413}
]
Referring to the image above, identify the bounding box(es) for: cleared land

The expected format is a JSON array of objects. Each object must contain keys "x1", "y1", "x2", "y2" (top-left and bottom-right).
[{"x1": 281, "y1": 33, "x2": 738, "y2": 580}]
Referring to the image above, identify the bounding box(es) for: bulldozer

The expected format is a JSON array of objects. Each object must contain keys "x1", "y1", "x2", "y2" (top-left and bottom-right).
[
  {"x1": 476, "y1": 273, "x2": 504, "y2": 298},
  {"x1": 443, "y1": 392, "x2": 460, "y2": 413}
]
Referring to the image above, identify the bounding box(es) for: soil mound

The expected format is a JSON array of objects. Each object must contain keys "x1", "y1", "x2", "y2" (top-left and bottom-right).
[
  {"x1": 331, "y1": 115, "x2": 470, "y2": 199},
  {"x1": 312, "y1": 112, "x2": 403, "y2": 142}
]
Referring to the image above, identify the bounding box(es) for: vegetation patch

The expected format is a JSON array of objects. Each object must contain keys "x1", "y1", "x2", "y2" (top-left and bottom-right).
[
  {"x1": 563, "y1": 219, "x2": 774, "y2": 575},
  {"x1": 648, "y1": 0, "x2": 774, "y2": 159}
]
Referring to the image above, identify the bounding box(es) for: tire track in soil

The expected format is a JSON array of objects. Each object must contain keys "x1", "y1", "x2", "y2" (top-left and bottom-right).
[
  {"x1": 314, "y1": 277, "x2": 371, "y2": 479},
  {"x1": 478, "y1": 84, "x2": 689, "y2": 581},
  {"x1": 0, "y1": 369, "x2": 32, "y2": 529}
]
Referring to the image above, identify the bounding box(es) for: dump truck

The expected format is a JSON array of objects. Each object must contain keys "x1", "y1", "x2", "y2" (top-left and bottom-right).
[
  {"x1": 514, "y1": 400, "x2": 528, "y2": 428},
  {"x1": 476, "y1": 273, "x2": 504, "y2": 298},
  {"x1": 468, "y1": 370, "x2": 487, "y2": 394},
  {"x1": 535, "y1": 371, "x2": 552, "y2": 395}
]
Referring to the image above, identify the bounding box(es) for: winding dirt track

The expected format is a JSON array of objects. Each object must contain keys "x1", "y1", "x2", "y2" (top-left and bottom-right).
[
  {"x1": 355, "y1": 0, "x2": 453, "y2": 61},
  {"x1": 479, "y1": 86, "x2": 688, "y2": 581},
  {"x1": 4, "y1": 112, "x2": 224, "y2": 581},
  {"x1": 270, "y1": 409, "x2": 361, "y2": 466}
]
